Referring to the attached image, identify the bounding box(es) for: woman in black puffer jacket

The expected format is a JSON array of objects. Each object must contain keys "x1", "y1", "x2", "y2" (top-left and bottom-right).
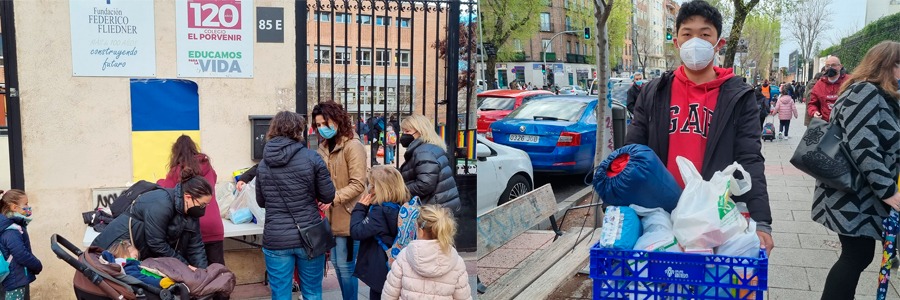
[
  {"x1": 398, "y1": 114, "x2": 460, "y2": 212},
  {"x1": 255, "y1": 111, "x2": 336, "y2": 300}
]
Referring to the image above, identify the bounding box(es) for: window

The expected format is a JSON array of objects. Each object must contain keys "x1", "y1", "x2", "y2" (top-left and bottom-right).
[
  {"x1": 376, "y1": 16, "x2": 391, "y2": 26},
  {"x1": 335, "y1": 13, "x2": 351, "y2": 24},
  {"x1": 575, "y1": 42, "x2": 580, "y2": 55},
  {"x1": 314, "y1": 46, "x2": 332, "y2": 64},
  {"x1": 396, "y1": 50, "x2": 411, "y2": 67},
  {"x1": 565, "y1": 0, "x2": 569, "y2": 8},
  {"x1": 357, "y1": 14, "x2": 373, "y2": 25},
  {"x1": 514, "y1": 39, "x2": 523, "y2": 52},
  {"x1": 584, "y1": 44, "x2": 588, "y2": 56},
  {"x1": 566, "y1": 16, "x2": 571, "y2": 30},
  {"x1": 335, "y1": 46, "x2": 351, "y2": 65},
  {"x1": 540, "y1": 13, "x2": 551, "y2": 32},
  {"x1": 375, "y1": 48, "x2": 392, "y2": 66},
  {"x1": 314, "y1": 11, "x2": 331, "y2": 22},
  {"x1": 357, "y1": 48, "x2": 372, "y2": 66},
  {"x1": 397, "y1": 17, "x2": 411, "y2": 28},
  {"x1": 566, "y1": 42, "x2": 571, "y2": 54},
  {"x1": 541, "y1": 39, "x2": 552, "y2": 52}
]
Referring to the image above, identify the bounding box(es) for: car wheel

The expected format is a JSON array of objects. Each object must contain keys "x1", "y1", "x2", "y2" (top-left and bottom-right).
[{"x1": 498, "y1": 174, "x2": 532, "y2": 206}]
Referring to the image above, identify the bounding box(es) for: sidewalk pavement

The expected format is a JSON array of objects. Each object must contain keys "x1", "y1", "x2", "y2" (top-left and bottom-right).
[
  {"x1": 235, "y1": 251, "x2": 478, "y2": 300},
  {"x1": 764, "y1": 104, "x2": 900, "y2": 299}
]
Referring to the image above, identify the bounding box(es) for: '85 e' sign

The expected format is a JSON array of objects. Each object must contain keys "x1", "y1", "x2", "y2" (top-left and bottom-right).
[{"x1": 187, "y1": 0, "x2": 243, "y2": 29}]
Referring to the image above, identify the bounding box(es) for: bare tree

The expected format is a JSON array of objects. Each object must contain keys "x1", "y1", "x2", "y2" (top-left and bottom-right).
[
  {"x1": 722, "y1": 0, "x2": 761, "y2": 68},
  {"x1": 785, "y1": 0, "x2": 833, "y2": 81},
  {"x1": 632, "y1": 27, "x2": 653, "y2": 74}
]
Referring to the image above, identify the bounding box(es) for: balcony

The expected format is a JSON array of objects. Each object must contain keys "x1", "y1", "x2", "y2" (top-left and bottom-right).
[
  {"x1": 540, "y1": 52, "x2": 557, "y2": 61},
  {"x1": 511, "y1": 52, "x2": 527, "y2": 62},
  {"x1": 566, "y1": 53, "x2": 586, "y2": 64}
]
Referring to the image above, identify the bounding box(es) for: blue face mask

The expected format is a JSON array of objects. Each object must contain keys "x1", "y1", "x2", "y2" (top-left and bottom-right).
[
  {"x1": 318, "y1": 125, "x2": 337, "y2": 139},
  {"x1": 635, "y1": 80, "x2": 644, "y2": 87}
]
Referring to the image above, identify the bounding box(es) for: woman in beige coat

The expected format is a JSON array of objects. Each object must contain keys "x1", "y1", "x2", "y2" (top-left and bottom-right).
[
  {"x1": 312, "y1": 101, "x2": 368, "y2": 300},
  {"x1": 382, "y1": 205, "x2": 472, "y2": 300}
]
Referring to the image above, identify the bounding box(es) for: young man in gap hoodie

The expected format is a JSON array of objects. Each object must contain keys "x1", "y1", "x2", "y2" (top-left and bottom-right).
[{"x1": 625, "y1": 0, "x2": 773, "y2": 254}]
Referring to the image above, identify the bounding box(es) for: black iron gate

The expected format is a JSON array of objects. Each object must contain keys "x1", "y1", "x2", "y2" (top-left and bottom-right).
[{"x1": 297, "y1": 0, "x2": 478, "y2": 250}]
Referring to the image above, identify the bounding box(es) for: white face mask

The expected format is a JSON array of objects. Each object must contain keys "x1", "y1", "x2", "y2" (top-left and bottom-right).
[{"x1": 679, "y1": 38, "x2": 717, "y2": 71}]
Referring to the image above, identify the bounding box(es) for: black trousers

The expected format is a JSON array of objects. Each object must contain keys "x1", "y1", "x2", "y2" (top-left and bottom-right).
[
  {"x1": 821, "y1": 234, "x2": 875, "y2": 300},
  {"x1": 205, "y1": 240, "x2": 225, "y2": 265},
  {"x1": 779, "y1": 120, "x2": 791, "y2": 137}
]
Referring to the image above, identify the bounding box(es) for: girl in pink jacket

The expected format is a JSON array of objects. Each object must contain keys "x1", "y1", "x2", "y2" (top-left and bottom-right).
[
  {"x1": 382, "y1": 205, "x2": 472, "y2": 300},
  {"x1": 772, "y1": 91, "x2": 798, "y2": 139}
]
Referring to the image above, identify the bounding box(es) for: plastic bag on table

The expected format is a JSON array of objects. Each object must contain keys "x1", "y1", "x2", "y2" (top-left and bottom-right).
[
  {"x1": 630, "y1": 205, "x2": 682, "y2": 253},
  {"x1": 229, "y1": 179, "x2": 254, "y2": 223},
  {"x1": 599, "y1": 206, "x2": 642, "y2": 250},
  {"x1": 216, "y1": 183, "x2": 237, "y2": 218},
  {"x1": 671, "y1": 156, "x2": 750, "y2": 251},
  {"x1": 241, "y1": 178, "x2": 265, "y2": 226}
]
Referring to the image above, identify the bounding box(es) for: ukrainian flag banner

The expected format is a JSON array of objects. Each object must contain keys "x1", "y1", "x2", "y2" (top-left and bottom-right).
[{"x1": 130, "y1": 79, "x2": 200, "y2": 182}]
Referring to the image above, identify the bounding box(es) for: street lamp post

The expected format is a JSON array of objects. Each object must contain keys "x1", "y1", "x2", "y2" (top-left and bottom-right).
[{"x1": 542, "y1": 30, "x2": 580, "y2": 87}]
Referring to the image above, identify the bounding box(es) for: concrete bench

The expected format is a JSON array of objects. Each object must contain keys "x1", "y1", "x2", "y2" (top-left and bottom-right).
[{"x1": 477, "y1": 184, "x2": 601, "y2": 300}]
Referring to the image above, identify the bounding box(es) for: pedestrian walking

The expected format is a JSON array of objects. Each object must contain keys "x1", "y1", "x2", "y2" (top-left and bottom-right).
[
  {"x1": 381, "y1": 205, "x2": 472, "y2": 300},
  {"x1": 368, "y1": 114, "x2": 384, "y2": 166},
  {"x1": 626, "y1": 73, "x2": 644, "y2": 114},
  {"x1": 256, "y1": 111, "x2": 336, "y2": 300},
  {"x1": 761, "y1": 79, "x2": 771, "y2": 100},
  {"x1": 312, "y1": 102, "x2": 368, "y2": 300},
  {"x1": 0, "y1": 190, "x2": 42, "y2": 300},
  {"x1": 813, "y1": 41, "x2": 900, "y2": 300},
  {"x1": 771, "y1": 90, "x2": 798, "y2": 139},
  {"x1": 755, "y1": 86, "x2": 770, "y2": 131},
  {"x1": 625, "y1": 0, "x2": 773, "y2": 253},
  {"x1": 808, "y1": 55, "x2": 850, "y2": 122},
  {"x1": 804, "y1": 72, "x2": 824, "y2": 126},
  {"x1": 156, "y1": 135, "x2": 225, "y2": 267},
  {"x1": 398, "y1": 115, "x2": 461, "y2": 213}
]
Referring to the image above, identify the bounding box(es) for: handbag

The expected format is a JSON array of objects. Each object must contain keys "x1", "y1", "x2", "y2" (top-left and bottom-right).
[{"x1": 790, "y1": 96, "x2": 863, "y2": 191}]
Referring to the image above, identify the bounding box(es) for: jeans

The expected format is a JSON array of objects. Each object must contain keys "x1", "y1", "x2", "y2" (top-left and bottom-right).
[
  {"x1": 385, "y1": 144, "x2": 395, "y2": 164},
  {"x1": 331, "y1": 236, "x2": 360, "y2": 300},
  {"x1": 822, "y1": 235, "x2": 875, "y2": 300},
  {"x1": 263, "y1": 247, "x2": 325, "y2": 300},
  {"x1": 779, "y1": 120, "x2": 791, "y2": 137}
]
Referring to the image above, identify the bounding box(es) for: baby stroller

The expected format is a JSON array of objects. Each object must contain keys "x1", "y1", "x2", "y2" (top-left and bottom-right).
[{"x1": 51, "y1": 234, "x2": 202, "y2": 300}]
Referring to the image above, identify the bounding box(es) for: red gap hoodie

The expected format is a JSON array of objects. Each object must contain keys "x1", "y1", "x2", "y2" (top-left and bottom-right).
[{"x1": 667, "y1": 65, "x2": 735, "y2": 188}]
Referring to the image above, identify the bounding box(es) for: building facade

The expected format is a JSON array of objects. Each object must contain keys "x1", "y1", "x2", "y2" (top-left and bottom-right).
[{"x1": 866, "y1": 0, "x2": 900, "y2": 24}]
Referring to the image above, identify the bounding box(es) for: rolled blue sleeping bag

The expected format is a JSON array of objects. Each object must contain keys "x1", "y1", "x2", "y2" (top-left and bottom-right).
[{"x1": 593, "y1": 144, "x2": 682, "y2": 212}]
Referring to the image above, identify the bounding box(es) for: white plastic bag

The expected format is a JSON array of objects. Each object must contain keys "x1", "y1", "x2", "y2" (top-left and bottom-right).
[
  {"x1": 630, "y1": 205, "x2": 682, "y2": 252},
  {"x1": 671, "y1": 157, "x2": 751, "y2": 250},
  {"x1": 716, "y1": 218, "x2": 761, "y2": 258},
  {"x1": 216, "y1": 182, "x2": 237, "y2": 218},
  {"x1": 245, "y1": 179, "x2": 265, "y2": 226}
]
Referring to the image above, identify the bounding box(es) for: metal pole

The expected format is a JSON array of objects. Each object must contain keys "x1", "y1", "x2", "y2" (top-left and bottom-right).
[
  {"x1": 1, "y1": 0, "x2": 24, "y2": 189},
  {"x1": 297, "y1": 1, "x2": 308, "y2": 114},
  {"x1": 445, "y1": 1, "x2": 461, "y2": 163},
  {"x1": 542, "y1": 30, "x2": 579, "y2": 87}
]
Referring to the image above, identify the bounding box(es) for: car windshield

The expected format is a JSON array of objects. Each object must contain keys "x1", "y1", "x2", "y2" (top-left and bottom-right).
[
  {"x1": 478, "y1": 96, "x2": 516, "y2": 111},
  {"x1": 506, "y1": 100, "x2": 588, "y2": 122},
  {"x1": 610, "y1": 83, "x2": 631, "y2": 102}
]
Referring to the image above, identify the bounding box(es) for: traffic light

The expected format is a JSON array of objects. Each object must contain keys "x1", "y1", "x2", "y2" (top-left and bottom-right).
[
  {"x1": 584, "y1": 27, "x2": 591, "y2": 40},
  {"x1": 541, "y1": 64, "x2": 546, "y2": 74},
  {"x1": 665, "y1": 28, "x2": 672, "y2": 41}
]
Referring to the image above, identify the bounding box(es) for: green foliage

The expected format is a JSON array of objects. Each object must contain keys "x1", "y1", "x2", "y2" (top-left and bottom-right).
[
  {"x1": 481, "y1": 0, "x2": 545, "y2": 58},
  {"x1": 607, "y1": 0, "x2": 632, "y2": 65},
  {"x1": 818, "y1": 12, "x2": 900, "y2": 71}
]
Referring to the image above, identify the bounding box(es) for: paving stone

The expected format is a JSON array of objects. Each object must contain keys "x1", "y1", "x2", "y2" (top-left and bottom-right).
[
  {"x1": 790, "y1": 210, "x2": 812, "y2": 222},
  {"x1": 797, "y1": 233, "x2": 841, "y2": 251},
  {"x1": 772, "y1": 220, "x2": 830, "y2": 235},
  {"x1": 768, "y1": 266, "x2": 810, "y2": 290},
  {"x1": 772, "y1": 232, "x2": 801, "y2": 249},
  {"x1": 770, "y1": 200, "x2": 811, "y2": 211},
  {"x1": 500, "y1": 232, "x2": 555, "y2": 250},
  {"x1": 788, "y1": 191, "x2": 815, "y2": 202},
  {"x1": 477, "y1": 248, "x2": 534, "y2": 268},
  {"x1": 771, "y1": 209, "x2": 794, "y2": 221},
  {"x1": 768, "y1": 192, "x2": 791, "y2": 201},
  {"x1": 767, "y1": 288, "x2": 822, "y2": 300},
  {"x1": 768, "y1": 248, "x2": 837, "y2": 269}
]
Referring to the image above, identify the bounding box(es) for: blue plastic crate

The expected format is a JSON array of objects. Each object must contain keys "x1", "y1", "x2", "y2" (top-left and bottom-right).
[{"x1": 590, "y1": 242, "x2": 768, "y2": 300}]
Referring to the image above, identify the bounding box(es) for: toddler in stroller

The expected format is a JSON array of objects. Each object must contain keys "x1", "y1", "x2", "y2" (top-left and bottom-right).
[
  {"x1": 102, "y1": 240, "x2": 176, "y2": 290},
  {"x1": 51, "y1": 234, "x2": 235, "y2": 300}
]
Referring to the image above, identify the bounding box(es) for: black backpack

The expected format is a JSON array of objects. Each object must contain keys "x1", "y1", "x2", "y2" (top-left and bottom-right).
[{"x1": 109, "y1": 180, "x2": 162, "y2": 218}]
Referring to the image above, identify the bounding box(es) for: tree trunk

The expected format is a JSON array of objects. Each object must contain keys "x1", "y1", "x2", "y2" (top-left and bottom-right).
[
  {"x1": 724, "y1": 8, "x2": 749, "y2": 68},
  {"x1": 486, "y1": 56, "x2": 498, "y2": 89},
  {"x1": 592, "y1": 0, "x2": 614, "y2": 228}
]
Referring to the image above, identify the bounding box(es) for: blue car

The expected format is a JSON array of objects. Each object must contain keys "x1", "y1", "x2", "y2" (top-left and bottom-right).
[{"x1": 487, "y1": 95, "x2": 606, "y2": 174}]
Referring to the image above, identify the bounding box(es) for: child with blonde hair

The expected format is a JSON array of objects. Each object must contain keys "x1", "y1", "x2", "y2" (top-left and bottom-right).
[
  {"x1": 0, "y1": 190, "x2": 42, "y2": 300},
  {"x1": 381, "y1": 205, "x2": 471, "y2": 300}
]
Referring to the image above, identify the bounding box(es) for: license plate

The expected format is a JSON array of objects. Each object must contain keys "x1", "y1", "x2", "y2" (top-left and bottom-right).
[{"x1": 509, "y1": 134, "x2": 539, "y2": 143}]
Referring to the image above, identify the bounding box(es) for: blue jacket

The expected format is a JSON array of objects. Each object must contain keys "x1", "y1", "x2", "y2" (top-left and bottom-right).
[
  {"x1": 350, "y1": 202, "x2": 399, "y2": 292},
  {"x1": 100, "y1": 251, "x2": 162, "y2": 288},
  {"x1": 0, "y1": 215, "x2": 42, "y2": 291}
]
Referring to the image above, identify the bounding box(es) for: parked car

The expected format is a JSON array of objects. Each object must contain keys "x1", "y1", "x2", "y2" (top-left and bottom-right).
[
  {"x1": 477, "y1": 89, "x2": 554, "y2": 134},
  {"x1": 589, "y1": 78, "x2": 632, "y2": 95},
  {"x1": 476, "y1": 135, "x2": 534, "y2": 216},
  {"x1": 558, "y1": 85, "x2": 588, "y2": 95},
  {"x1": 487, "y1": 95, "x2": 628, "y2": 174}
]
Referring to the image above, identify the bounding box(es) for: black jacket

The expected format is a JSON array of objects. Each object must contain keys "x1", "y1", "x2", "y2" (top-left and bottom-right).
[
  {"x1": 0, "y1": 215, "x2": 41, "y2": 290},
  {"x1": 91, "y1": 186, "x2": 208, "y2": 268},
  {"x1": 625, "y1": 71, "x2": 772, "y2": 228},
  {"x1": 238, "y1": 164, "x2": 258, "y2": 183},
  {"x1": 755, "y1": 88, "x2": 770, "y2": 120},
  {"x1": 400, "y1": 140, "x2": 461, "y2": 212},
  {"x1": 350, "y1": 202, "x2": 399, "y2": 291},
  {"x1": 626, "y1": 83, "x2": 642, "y2": 114},
  {"x1": 255, "y1": 136, "x2": 336, "y2": 250}
]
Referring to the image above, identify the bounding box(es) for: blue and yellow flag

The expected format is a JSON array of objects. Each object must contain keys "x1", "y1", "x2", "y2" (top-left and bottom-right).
[{"x1": 130, "y1": 79, "x2": 200, "y2": 182}]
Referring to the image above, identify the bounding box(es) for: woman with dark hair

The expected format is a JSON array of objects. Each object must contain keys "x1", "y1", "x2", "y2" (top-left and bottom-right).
[
  {"x1": 157, "y1": 135, "x2": 225, "y2": 266},
  {"x1": 311, "y1": 101, "x2": 367, "y2": 300},
  {"x1": 256, "y1": 111, "x2": 336, "y2": 300},
  {"x1": 92, "y1": 170, "x2": 213, "y2": 269}
]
